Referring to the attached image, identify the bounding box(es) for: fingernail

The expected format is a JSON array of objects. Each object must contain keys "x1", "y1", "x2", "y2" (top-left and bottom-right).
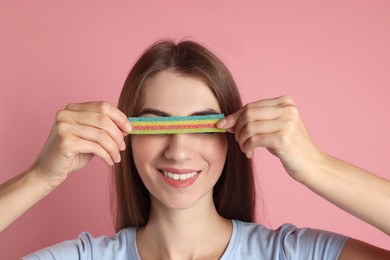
[
  {"x1": 120, "y1": 141, "x2": 126, "y2": 151},
  {"x1": 115, "y1": 154, "x2": 121, "y2": 163},
  {"x1": 217, "y1": 118, "x2": 227, "y2": 128},
  {"x1": 107, "y1": 158, "x2": 114, "y2": 166},
  {"x1": 126, "y1": 122, "x2": 132, "y2": 133}
]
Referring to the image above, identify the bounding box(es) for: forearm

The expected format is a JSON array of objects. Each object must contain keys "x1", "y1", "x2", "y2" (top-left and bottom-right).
[
  {"x1": 0, "y1": 168, "x2": 55, "y2": 232},
  {"x1": 300, "y1": 154, "x2": 390, "y2": 236},
  {"x1": 220, "y1": 96, "x2": 390, "y2": 235}
]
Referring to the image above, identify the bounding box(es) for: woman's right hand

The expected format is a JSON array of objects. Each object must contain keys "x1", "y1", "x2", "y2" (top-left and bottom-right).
[{"x1": 31, "y1": 101, "x2": 132, "y2": 188}]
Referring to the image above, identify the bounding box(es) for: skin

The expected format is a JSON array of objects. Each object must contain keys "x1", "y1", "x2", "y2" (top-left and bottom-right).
[
  {"x1": 131, "y1": 72, "x2": 228, "y2": 212},
  {"x1": 131, "y1": 71, "x2": 231, "y2": 259},
  {"x1": 217, "y1": 96, "x2": 390, "y2": 258},
  {"x1": 0, "y1": 101, "x2": 131, "y2": 232},
  {"x1": 0, "y1": 70, "x2": 389, "y2": 258}
]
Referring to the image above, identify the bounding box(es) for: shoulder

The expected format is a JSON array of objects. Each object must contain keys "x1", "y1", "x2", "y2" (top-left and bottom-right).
[
  {"x1": 222, "y1": 220, "x2": 348, "y2": 260},
  {"x1": 22, "y1": 227, "x2": 138, "y2": 260}
]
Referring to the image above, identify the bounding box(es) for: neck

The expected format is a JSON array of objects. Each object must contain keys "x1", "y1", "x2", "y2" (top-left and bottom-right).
[{"x1": 137, "y1": 193, "x2": 232, "y2": 260}]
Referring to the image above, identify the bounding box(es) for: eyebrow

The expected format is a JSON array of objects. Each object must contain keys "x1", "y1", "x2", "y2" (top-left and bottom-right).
[{"x1": 138, "y1": 108, "x2": 220, "y2": 117}]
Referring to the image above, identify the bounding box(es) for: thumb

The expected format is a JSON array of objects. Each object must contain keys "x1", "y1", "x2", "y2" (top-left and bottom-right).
[{"x1": 217, "y1": 110, "x2": 242, "y2": 133}]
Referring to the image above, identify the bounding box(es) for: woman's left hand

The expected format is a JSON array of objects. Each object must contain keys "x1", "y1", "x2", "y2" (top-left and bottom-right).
[
  {"x1": 217, "y1": 96, "x2": 325, "y2": 181},
  {"x1": 218, "y1": 96, "x2": 390, "y2": 242}
]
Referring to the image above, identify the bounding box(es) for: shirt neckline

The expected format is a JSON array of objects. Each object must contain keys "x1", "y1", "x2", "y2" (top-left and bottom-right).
[{"x1": 128, "y1": 219, "x2": 239, "y2": 259}]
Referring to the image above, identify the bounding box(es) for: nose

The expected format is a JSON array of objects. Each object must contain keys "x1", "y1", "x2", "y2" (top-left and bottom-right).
[{"x1": 163, "y1": 134, "x2": 194, "y2": 162}]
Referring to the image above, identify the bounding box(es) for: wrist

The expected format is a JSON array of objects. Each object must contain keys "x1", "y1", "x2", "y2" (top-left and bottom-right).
[
  {"x1": 27, "y1": 162, "x2": 66, "y2": 192},
  {"x1": 291, "y1": 146, "x2": 333, "y2": 185}
]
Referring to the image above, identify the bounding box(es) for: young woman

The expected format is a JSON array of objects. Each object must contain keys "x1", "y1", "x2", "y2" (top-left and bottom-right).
[{"x1": 1, "y1": 40, "x2": 389, "y2": 259}]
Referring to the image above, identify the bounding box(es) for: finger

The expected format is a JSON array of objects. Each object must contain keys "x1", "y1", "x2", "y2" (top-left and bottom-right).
[
  {"x1": 241, "y1": 133, "x2": 281, "y2": 157},
  {"x1": 245, "y1": 151, "x2": 254, "y2": 159},
  {"x1": 69, "y1": 124, "x2": 122, "y2": 164},
  {"x1": 236, "y1": 119, "x2": 285, "y2": 149},
  {"x1": 56, "y1": 124, "x2": 115, "y2": 167},
  {"x1": 218, "y1": 97, "x2": 291, "y2": 132},
  {"x1": 233, "y1": 105, "x2": 285, "y2": 138},
  {"x1": 71, "y1": 137, "x2": 115, "y2": 167},
  {"x1": 216, "y1": 109, "x2": 242, "y2": 132},
  {"x1": 57, "y1": 109, "x2": 127, "y2": 151},
  {"x1": 217, "y1": 95, "x2": 296, "y2": 135},
  {"x1": 74, "y1": 111, "x2": 126, "y2": 151},
  {"x1": 253, "y1": 95, "x2": 295, "y2": 107},
  {"x1": 65, "y1": 101, "x2": 132, "y2": 134}
]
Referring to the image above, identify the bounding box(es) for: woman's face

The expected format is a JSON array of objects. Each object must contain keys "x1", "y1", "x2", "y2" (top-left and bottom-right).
[{"x1": 131, "y1": 71, "x2": 228, "y2": 210}]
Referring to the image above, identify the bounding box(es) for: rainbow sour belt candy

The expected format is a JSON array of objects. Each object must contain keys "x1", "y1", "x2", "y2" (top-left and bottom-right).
[{"x1": 128, "y1": 114, "x2": 225, "y2": 134}]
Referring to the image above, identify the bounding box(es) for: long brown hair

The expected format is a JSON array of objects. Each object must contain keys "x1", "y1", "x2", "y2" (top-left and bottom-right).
[{"x1": 113, "y1": 40, "x2": 256, "y2": 231}]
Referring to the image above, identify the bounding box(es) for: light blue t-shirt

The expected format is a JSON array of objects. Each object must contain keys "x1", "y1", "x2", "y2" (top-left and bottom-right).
[{"x1": 23, "y1": 220, "x2": 348, "y2": 259}]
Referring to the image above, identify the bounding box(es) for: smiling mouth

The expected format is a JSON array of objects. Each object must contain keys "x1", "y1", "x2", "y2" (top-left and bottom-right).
[{"x1": 159, "y1": 170, "x2": 200, "y2": 181}]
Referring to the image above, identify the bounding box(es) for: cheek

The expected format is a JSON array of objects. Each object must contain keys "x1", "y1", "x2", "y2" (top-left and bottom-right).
[
  {"x1": 201, "y1": 134, "x2": 228, "y2": 169},
  {"x1": 131, "y1": 136, "x2": 161, "y2": 171}
]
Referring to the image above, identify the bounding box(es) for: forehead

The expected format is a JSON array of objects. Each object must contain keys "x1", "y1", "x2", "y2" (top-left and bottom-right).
[{"x1": 141, "y1": 71, "x2": 221, "y2": 115}]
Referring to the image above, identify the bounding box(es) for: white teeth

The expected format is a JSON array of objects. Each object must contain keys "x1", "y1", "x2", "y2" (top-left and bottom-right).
[{"x1": 163, "y1": 171, "x2": 198, "y2": 181}]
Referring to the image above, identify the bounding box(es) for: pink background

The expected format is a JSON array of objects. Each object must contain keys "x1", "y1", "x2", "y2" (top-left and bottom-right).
[{"x1": 1, "y1": 0, "x2": 389, "y2": 258}]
